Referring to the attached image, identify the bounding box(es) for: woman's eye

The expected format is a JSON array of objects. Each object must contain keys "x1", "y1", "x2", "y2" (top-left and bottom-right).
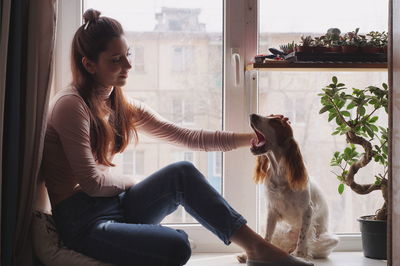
[{"x1": 112, "y1": 57, "x2": 121, "y2": 63}]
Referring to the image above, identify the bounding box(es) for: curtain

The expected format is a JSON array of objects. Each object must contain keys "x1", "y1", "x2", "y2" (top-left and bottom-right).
[
  {"x1": 1, "y1": 0, "x2": 57, "y2": 265},
  {"x1": 0, "y1": 0, "x2": 11, "y2": 262}
]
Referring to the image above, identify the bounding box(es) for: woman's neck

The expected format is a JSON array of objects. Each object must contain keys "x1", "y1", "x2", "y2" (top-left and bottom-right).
[{"x1": 98, "y1": 86, "x2": 114, "y2": 101}]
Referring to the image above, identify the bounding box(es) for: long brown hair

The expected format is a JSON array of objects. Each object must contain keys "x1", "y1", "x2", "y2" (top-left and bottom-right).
[{"x1": 71, "y1": 9, "x2": 137, "y2": 166}]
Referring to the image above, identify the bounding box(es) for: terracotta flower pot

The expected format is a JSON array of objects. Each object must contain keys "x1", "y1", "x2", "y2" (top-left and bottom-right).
[
  {"x1": 341, "y1": 46, "x2": 359, "y2": 54},
  {"x1": 295, "y1": 46, "x2": 313, "y2": 53},
  {"x1": 361, "y1": 46, "x2": 382, "y2": 54},
  {"x1": 313, "y1": 46, "x2": 328, "y2": 54},
  {"x1": 328, "y1": 46, "x2": 342, "y2": 53}
]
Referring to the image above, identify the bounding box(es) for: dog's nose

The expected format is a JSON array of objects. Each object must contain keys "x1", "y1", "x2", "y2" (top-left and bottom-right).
[{"x1": 250, "y1": 114, "x2": 259, "y2": 122}]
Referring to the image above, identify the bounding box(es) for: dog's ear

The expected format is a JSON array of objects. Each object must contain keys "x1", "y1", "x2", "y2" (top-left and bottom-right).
[
  {"x1": 253, "y1": 155, "x2": 269, "y2": 184},
  {"x1": 284, "y1": 139, "x2": 308, "y2": 191}
]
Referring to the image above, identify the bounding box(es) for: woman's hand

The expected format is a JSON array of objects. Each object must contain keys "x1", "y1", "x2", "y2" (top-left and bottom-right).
[
  {"x1": 123, "y1": 175, "x2": 138, "y2": 189},
  {"x1": 234, "y1": 132, "x2": 257, "y2": 148}
]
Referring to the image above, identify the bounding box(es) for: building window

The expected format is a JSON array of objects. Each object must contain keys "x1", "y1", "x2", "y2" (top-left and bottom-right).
[
  {"x1": 123, "y1": 150, "x2": 134, "y2": 175},
  {"x1": 183, "y1": 152, "x2": 194, "y2": 162},
  {"x1": 134, "y1": 46, "x2": 145, "y2": 72},
  {"x1": 284, "y1": 95, "x2": 306, "y2": 125},
  {"x1": 123, "y1": 150, "x2": 145, "y2": 176},
  {"x1": 213, "y1": 152, "x2": 222, "y2": 177},
  {"x1": 171, "y1": 46, "x2": 193, "y2": 72},
  {"x1": 135, "y1": 151, "x2": 145, "y2": 176},
  {"x1": 174, "y1": 151, "x2": 194, "y2": 163},
  {"x1": 172, "y1": 98, "x2": 194, "y2": 125}
]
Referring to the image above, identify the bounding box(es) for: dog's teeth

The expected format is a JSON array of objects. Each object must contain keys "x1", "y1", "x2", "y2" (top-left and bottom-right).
[{"x1": 256, "y1": 141, "x2": 266, "y2": 147}]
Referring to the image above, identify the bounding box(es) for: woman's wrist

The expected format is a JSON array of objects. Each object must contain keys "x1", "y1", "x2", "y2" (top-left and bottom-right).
[{"x1": 234, "y1": 132, "x2": 256, "y2": 148}]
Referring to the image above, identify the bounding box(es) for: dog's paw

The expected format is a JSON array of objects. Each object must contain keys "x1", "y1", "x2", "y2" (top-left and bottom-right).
[
  {"x1": 236, "y1": 253, "x2": 247, "y2": 264},
  {"x1": 291, "y1": 250, "x2": 312, "y2": 261}
]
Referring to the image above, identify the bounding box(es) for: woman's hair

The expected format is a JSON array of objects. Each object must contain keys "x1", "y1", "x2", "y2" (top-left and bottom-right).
[{"x1": 71, "y1": 9, "x2": 137, "y2": 166}]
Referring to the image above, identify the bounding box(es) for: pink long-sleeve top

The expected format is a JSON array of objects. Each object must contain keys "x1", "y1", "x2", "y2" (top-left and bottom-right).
[{"x1": 42, "y1": 87, "x2": 238, "y2": 206}]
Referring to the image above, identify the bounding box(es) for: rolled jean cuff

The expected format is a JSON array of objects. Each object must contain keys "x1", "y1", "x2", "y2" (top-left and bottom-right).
[{"x1": 224, "y1": 215, "x2": 247, "y2": 245}]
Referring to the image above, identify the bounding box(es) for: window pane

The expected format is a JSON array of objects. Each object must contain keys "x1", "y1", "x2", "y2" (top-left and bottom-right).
[
  {"x1": 135, "y1": 151, "x2": 145, "y2": 176},
  {"x1": 259, "y1": 0, "x2": 388, "y2": 233},
  {"x1": 84, "y1": 0, "x2": 223, "y2": 224}
]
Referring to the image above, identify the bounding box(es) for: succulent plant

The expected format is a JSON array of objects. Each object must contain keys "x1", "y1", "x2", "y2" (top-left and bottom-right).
[
  {"x1": 300, "y1": 35, "x2": 313, "y2": 47},
  {"x1": 325, "y1": 28, "x2": 342, "y2": 47},
  {"x1": 279, "y1": 41, "x2": 296, "y2": 54}
]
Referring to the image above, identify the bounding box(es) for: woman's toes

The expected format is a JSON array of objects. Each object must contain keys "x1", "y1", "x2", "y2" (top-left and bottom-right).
[{"x1": 237, "y1": 253, "x2": 248, "y2": 263}]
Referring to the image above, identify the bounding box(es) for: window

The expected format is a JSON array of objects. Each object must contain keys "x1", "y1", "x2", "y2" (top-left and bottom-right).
[
  {"x1": 56, "y1": 0, "x2": 388, "y2": 252},
  {"x1": 82, "y1": 0, "x2": 224, "y2": 230},
  {"x1": 258, "y1": 0, "x2": 388, "y2": 234}
]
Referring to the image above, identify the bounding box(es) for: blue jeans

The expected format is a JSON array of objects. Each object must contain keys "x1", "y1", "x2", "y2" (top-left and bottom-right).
[{"x1": 53, "y1": 161, "x2": 247, "y2": 266}]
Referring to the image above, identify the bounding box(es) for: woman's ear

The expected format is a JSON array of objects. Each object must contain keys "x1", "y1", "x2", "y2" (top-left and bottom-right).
[
  {"x1": 82, "y1": 56, "x2": 96, "y2": 74},
  {"x1": 253, "y1": 155, "x2": 269, "y2": 184}
]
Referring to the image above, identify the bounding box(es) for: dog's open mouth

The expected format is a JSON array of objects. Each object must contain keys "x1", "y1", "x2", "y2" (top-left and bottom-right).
[{"x1": 250, "y1": 123, "x2": 267, "y2": 154}]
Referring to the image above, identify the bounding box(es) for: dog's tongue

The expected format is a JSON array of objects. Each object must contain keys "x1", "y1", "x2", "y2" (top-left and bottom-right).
[{"x1": 252, "y1": 131, "x2": 266, "y2": 147}]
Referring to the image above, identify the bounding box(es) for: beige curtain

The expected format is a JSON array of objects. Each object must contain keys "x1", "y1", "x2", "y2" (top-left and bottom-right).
[
  {"x1": 13, "y1": 0, "x2": 58, "y2": 265},
  {"x1": 0, "y1": 0, "x2": 12, "y2": 259}
]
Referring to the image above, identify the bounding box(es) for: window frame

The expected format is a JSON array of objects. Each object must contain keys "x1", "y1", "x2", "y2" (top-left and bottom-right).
[{"x1": 55, "y1": 0, "x2": 361, "y2": 252}]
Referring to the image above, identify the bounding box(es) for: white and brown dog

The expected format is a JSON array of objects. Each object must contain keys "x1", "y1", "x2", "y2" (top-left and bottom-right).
[{"x1": 239, "y1": 114, "x2": 338, "y2": 263}]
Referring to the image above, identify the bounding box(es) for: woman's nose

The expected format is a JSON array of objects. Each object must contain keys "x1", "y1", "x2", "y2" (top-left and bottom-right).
[{"x1": 124, "y1": 56, "x2": 132, "y2": 70}]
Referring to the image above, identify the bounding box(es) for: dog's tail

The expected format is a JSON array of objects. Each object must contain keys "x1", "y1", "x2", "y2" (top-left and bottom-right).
[{"x1": 309, "y1": 232, "x2": 339, "y2": 258}]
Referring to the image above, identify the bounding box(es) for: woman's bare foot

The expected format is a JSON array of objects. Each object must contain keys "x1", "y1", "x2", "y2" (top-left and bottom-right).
[
  {"x1": 230, "y1": 224, "x2": 288, "y2": 263},
  {"x1": 246, "y1": 241, "x2": 288, "y2": 262}
]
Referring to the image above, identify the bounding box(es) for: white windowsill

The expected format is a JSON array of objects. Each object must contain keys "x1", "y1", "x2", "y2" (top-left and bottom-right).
[
  {"x1": 167, "y1": 224, "x2": 363, "y2": 253},
  {"x1": 186, "y1": 252, "x2": 387, "y2": 266}
]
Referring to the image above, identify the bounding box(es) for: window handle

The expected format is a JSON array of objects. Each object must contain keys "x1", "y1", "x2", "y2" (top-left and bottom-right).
[{"x1": 231, "y1": 48, "x2": 241, "y2": 87}]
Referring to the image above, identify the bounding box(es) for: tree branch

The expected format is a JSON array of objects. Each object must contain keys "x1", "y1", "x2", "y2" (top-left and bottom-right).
[
  {"x1": 327, "y1": 97, "x2": 351, "y2": 128},
  {"x1": 344, "y1": 131, "x2": 381, "y2": 194}
]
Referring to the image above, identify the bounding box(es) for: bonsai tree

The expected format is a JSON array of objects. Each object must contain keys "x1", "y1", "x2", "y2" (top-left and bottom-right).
[{"x1": 318, "y1": 76, "x2": 388, "y2": 220}]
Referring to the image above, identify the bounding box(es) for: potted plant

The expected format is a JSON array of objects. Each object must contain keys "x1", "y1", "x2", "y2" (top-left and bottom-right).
[
  {"x1": 325, "y1": 28, "x2": 342, "y2": 53},
  {"x1": 318, "y1": 76, "x2": 388, "y2": 260},
  {"x1": 341, "y1": 28, "x2": 363, "y2": 54},
  {"x1": 380, "y1": 31, "x2": 388, "y2": 54},
  {"x1": 296, "y1": 35, "x2": 313, "y2": 53},
  {"x1": 313, "y1": 35, "x2": 328, "y2": 54},
  {"x1": 361, "y1": 31, "x2": 384, "y2": 54},
  {"x1": 279, "y1": 41, "x2": 296, "y2": 55}
]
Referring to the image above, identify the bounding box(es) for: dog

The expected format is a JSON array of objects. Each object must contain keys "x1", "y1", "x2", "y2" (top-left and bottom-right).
[{"x1": 238, "y1": 114, "x2": 338, "y2": 263}]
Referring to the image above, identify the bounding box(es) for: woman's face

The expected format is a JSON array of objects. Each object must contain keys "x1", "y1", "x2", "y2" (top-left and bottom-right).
[{"x1": 91, "y1": 36, "x2": 132, "y2": 89}]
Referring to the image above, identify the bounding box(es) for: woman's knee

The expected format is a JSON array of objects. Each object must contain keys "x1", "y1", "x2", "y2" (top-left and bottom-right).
[
  {"x1": 167, "y1": 229, "x2": 192, "y2": 265},
  {"x1": 172, "y1": 161, "x2": 197, "y2": 173}
]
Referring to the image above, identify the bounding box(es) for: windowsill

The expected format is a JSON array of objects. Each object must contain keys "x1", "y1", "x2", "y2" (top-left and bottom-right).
[{"x1": 186, "y1": 252, "x2": 387, "y2": 266}]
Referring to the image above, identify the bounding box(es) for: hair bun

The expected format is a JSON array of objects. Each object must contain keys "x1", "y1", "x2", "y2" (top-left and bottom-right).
[{"x1": 83, "y1": 9, "x2": 101, "y2": 24}]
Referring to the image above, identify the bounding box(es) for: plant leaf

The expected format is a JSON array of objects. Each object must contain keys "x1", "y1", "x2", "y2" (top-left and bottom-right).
[
  {"x1": 338, "y1": 183, "x2": 345, "y2": 194},
  {"x1": 319, "y1": 105, "x2": 333, "y2": 114}
]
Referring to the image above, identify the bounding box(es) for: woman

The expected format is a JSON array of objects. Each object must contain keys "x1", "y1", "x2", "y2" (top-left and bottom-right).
[{"x1": 42, "y1": 8, "x2": 313, "y2": 266}]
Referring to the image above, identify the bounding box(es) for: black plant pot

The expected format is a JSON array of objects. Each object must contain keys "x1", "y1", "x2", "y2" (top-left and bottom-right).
[{"x1": 357, "y1": 215, "x2": 387, "y2": 260}]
